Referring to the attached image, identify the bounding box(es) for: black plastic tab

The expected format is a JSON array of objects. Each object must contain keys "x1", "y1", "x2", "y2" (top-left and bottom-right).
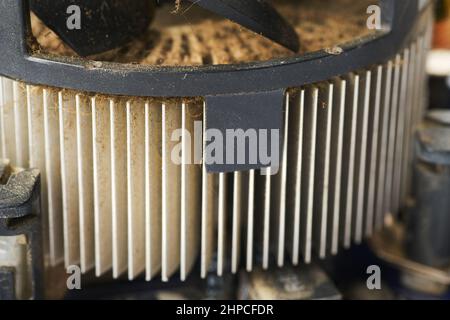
[
  {"x1": 0, "y1": 165, "x2": 43, "y2": 300},
  {"x1": 205, "y1": 89, "x2": 285, "y2": 173}
]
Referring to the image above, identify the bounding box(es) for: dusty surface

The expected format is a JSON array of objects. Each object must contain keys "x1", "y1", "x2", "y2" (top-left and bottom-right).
[{"x1": 31, "y1": 0, "x2": 376, "y2": 66}]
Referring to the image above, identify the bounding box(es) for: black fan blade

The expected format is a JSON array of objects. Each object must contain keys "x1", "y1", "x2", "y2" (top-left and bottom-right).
[
  {"x1": 30, "y1": 0, "x2": 155, "y2": 56},
  {"x1": 188, "y1": 0, "x2": 299, "y2": 52}
]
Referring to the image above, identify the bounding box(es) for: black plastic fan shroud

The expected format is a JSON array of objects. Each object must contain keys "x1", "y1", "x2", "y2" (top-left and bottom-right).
[{"x1": 0, "y1": 0, "x2": 424, "y2": 98}]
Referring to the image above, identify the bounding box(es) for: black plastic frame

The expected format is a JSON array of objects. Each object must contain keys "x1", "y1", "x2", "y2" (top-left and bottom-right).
[
  {"x1": 0, "y1": 0, "x2": 424, "y2": 98},
  {"x1": 0, "y1": 167, "x2": 43, "y2": 300},
  {"x1": 0, "y1": 0, "x2": 432, "y2": 173}
]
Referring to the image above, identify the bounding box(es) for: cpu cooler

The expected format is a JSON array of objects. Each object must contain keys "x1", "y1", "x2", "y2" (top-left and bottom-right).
[{"x1": 0, "y1": 0, "x2": 434, "y2": 299}]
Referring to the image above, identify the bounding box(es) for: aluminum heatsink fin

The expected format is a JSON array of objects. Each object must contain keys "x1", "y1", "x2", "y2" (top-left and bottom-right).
[
  {"x1": 43, "y1": 88, "x2": 64, "y2": 266},
  {"x1": 401, "y1": 43, "x2": 418, "y2": 203},
  {"x1": 161, "y1": 103, "x2": 182, "y2": 282},
  {"x1": 76, "y1": 94, "x2": 95, "y2": 273},
  {"x1": 383, "y1": 54, "x2": 402, "y2": 223},
  {"x1": 340, "y1": 74, "x2": 359, "y2": 249},
  {"x1": 110, "y1": 99, "x2": 127, "y2": 278},
  {"x1": 26, "y1": 85, "x2": 50, "y2": 260},
  {"x1": 216, "y1": 172, "x2": 228, "y2": 276},
  {"x1": 246, "y1": 169, "x2": 256, "y2": 272},
  {"x1": 92, "y1": 97, "x2": 112, "y2": 276},
  {"x1": 201, "y1": 102, "x2": 218, "y2": 279},
  {"x1": 271, "y1": 94, "x2": 290, "y2": 267},
  {"x1": 127, "y1": 101, "x2": 146, "y2": 280},
  {"x1": 353, "y1": 71, "x2": 372, "y2": 244},
  {"x1": 231, "y1": 171, "x2": 246, "y2": 274},
  {"x1": 286, "y1": 90, "x2": 305, "y2": 265},
  {"x1": 180, "y1": 102, "x2": 202, "y2": 281},
  {"x1": 328, "y1": 79, "x2": 346, "y2": 255},
  {"x1": 392, "y1": 49, "x2": 411, "y2": 215},
  {"x1": 144, "y1": 102, "x2": 162, "y2": 281},
  {"x1": 261, "y1": 170, "x2": 272, "y2": 269},
  {"x1": 1, "y1": 79, "x2": 16, "y2": 165},
  {"x1": 300, "y1": 87, "x2": 318, "y2": 263},
  {"x1": 12, "y1": 82, "x2": 28, "y2": 168},
  {"x1": 313, "y1": 83, "x2": 334, "y2": 258},
  {"x1": 365, "y1": 66, "x2": 384, "y2": 238},
  {"x1": 375, "y1": 60, "x2": 394, "y2": 230},
  {"x1": 59, "y1": 91, "x2": 80, "y2": 268}
]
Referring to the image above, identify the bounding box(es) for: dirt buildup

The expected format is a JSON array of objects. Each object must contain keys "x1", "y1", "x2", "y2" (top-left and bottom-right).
[{"x1": 31, "y1": 0, "x2": 376, "y2": 66}]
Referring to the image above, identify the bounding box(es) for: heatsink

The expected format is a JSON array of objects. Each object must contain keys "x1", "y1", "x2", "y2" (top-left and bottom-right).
[
  {"x1": 0, "y1": 0, "x2": 433, "y2": 285},
  {"x1": 0, "y1": 33, "x2": 431, "y2": 281}
]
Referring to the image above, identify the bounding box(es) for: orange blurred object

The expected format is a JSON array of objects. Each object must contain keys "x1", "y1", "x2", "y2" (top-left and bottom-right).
[{"x1": 433, "y1": 0, "x2": 450, "y2": 48}]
